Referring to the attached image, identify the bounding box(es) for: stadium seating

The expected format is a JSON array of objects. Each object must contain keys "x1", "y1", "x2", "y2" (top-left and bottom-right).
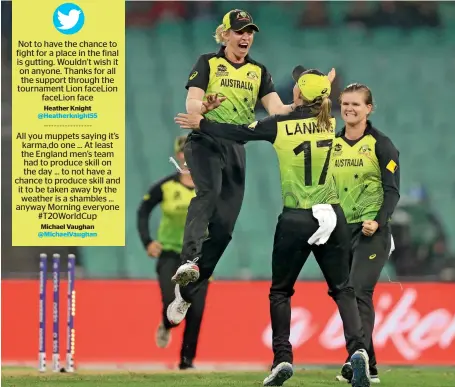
[{"x1": 81, "y1": 5, "x2": 454, "y2": 280}]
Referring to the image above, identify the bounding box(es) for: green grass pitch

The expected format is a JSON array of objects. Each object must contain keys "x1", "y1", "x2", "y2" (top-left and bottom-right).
[{"x1": 2, "y1": 368, "x2": 455, "y2": 387}]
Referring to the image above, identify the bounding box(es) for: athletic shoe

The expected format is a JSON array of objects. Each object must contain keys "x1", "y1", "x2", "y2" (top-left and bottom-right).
[
  {"x1": 263, "y1": 362, "x2": 293, "y2": 386},
  {"x1": 370, "y1": 374, "x2": 381, "y2": 384},
  {"x1": 336, "y1": 362, "x2": 380, "y2": 384},
  {"x1": 179, "y1": 360, "x2": 195, "y2": 370},
  {"x1": 155, "y1": 322, "x2": 171, "y2": 348},
  {"x1": 335, "y1": 361, "x2": 353, "y2": 382},
  {"x1": 350, "y1": 349, "x2": 370, "y2": 387},
  {"x1": 166, "y1": 284, "x2": 191, "y2": 325},
  {"x1": 171, "y1": 258, "x2": 200, "y2": 286}
]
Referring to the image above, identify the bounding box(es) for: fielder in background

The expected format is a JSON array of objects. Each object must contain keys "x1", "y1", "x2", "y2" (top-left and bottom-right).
[{"x1": 137, "y1": 135, "x2": 209, "y2": 370}]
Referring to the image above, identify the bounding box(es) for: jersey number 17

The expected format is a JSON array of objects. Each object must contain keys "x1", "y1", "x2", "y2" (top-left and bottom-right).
[{"x1": 293, "y1": 140, "x2": 333, "y2": 186}]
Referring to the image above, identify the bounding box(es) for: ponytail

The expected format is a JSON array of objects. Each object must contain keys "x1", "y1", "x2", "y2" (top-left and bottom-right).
[
  {"x1": 317, "y1": 97, "x2": 332, "y2": 131},
  {"x1": 214, "y1": 24, "x2": 227, "y2": 45}
]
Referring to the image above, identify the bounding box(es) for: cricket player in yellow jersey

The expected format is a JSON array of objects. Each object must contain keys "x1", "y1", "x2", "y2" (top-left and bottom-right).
[
  {"x1": 332, "y1": 83, "x2": 400, "y2": 385},
  {"x1": 174, "y1": 68, "x2": 371, "y2": 387},
  {"x1": 137, "y1": 136, "x2": 209, "y2": 370}
]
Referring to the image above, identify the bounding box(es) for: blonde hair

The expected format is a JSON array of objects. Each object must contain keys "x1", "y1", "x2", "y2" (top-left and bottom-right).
[
  {"x1": 174, "y1": 135, "x2": 187, "y2": 154},
  {"x1": 214, "y1": 24, "x2": 228, "y2": 45},
  {"x1": 316, "y1": 97, "x2": 332, "y2": 131}
]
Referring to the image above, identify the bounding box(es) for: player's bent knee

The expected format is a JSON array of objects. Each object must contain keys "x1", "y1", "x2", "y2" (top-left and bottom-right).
[
  {"x1": 269, "y1": 288, "x2": 294, "y2": 300},
  {"x1": 354, "y1": 287, "x2": 374, "y2": 300},
  {"x1": 329, "y1": 284, "x2": 355, "y2": 299},
  {"x1": 195, "y1": 188, "x2": 220, "y2": 203}
]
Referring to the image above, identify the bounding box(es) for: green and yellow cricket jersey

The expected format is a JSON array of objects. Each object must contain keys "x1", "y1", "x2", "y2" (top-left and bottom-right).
[
  {"x1": 137, "y1": 173, "x2": 195, "y2": 253},
  {"x1": 185, "y1": 46, "x2": 275, "y2": 126},
  {"x1": 198, "y1": 106, "x2": 340, "y2": 209},
  {"x1": 332, "y1": 121, "x2": 400, "y2": 226}
]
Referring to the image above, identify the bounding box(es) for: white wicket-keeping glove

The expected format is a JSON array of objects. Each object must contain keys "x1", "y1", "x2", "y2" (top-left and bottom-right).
[{"x1": 308, "y1": 204, "x2": 337, "y2": 246}]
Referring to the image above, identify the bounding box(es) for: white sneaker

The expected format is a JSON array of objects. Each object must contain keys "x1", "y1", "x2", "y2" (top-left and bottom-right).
[
  {"x1": 155, "y1": 322, "x2": 171, "y2": 348},
  {"x1": 171, "y1": 258, "x2": 200, "y2": 286},
  {"x1": 335, "y1": 375, "x2": 349, "y2": 382},
  {"x1": 370, "y1": 375, "x2": 381, "y2": 384},
  {"x1": 166, "y1": 284, "x2": 191, "y2": 325},
  {"x1": 350, "y1": 349, "x2": 370, "y2": 387},
  {"x1": 263, "y1": 362, "x2": 293, "y2": 386}
]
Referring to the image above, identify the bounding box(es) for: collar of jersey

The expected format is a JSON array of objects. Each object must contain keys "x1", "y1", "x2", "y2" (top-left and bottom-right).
[
  {"x1": 293, "y1": 105, "x2": 336, "y2": 121},
  {"x1": 337, "y1": 120, "x2": 373, "y2": 138},
  {"x1": 294, "y1": 105, "x2": 317, "y2": 115}
]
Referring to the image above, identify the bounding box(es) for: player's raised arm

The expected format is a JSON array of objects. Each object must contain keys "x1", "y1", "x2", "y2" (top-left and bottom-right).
[
  {"x1": 261, "y1": 66, "x2": 337, "y2": 116},
  {"x1": 175, "y1": 113, "x2": 278, "y2": 143}
]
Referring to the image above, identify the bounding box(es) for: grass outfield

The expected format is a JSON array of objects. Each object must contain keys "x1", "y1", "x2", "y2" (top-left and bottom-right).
[{"x1": 2, "y1": 368, "x2": 455, "y2": 387}]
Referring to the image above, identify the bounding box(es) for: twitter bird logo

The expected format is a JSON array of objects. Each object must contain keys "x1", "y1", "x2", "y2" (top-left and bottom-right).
[{"x1": 53, "y1": 3, "x2": 85, "y2": 35}]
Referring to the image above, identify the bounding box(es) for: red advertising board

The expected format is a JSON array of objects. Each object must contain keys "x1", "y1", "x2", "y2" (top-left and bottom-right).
[{"x1": 2, "y1": 280, "x2": 455, "y2": 367}]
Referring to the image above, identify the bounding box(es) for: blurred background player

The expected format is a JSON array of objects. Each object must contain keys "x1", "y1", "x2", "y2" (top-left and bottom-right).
[
  {"x1": 168, "y1": 8, "x2": 301, "y2": 323},
  {"x1": 137, "y1": 135, "x2": 209, "y2": 370},
  {"x1": 332, "y1": 84, "x2": 400, "y2": 384},
  {"x1": 174, "y1": 68, "x2": 372, "y2": 387}
]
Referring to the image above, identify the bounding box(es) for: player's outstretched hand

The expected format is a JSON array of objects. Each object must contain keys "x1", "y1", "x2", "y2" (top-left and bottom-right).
[
  {"x1": 293, "y1": 84, "x2": 304, "y2": 107},
  {"x1": 202, "y1": 93, "x2": 227, "y2": 113},
  {"x1": 328, "y1": 68, "x2": 336, "y2": 83},
  {"x1": 175, "y1": 113, "x2": 204, "y2": 130}
]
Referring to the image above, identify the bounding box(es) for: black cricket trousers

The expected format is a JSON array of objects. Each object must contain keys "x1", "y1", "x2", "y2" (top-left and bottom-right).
[
  {"x1": 157, "y1": 251, "x2": 209, "y2": 364},
  {"x1": 180, "y1": 132, "x2": 246, "y2": 303},
  {"x1": 269, "y1": 206, "x2": 366, "y2": 368},
  {"x1": 345, "y1": 223, "x2": 392, "y2": 375}
]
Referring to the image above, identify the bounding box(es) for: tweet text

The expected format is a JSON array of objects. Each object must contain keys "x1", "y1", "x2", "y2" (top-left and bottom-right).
[{"x1": 12, "y1": 0, "x2": 125, "y2": 246}]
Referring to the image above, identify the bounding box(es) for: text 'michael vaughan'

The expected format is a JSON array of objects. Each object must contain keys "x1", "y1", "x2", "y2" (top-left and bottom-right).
[{"x1": 41, "y1": 224, "x2": 95, "y2": 230}]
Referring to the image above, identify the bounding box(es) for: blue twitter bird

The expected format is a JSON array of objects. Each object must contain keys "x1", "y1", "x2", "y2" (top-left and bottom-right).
[{"x1": 53, "y1": 3, "x2": 85, "y2": 35}]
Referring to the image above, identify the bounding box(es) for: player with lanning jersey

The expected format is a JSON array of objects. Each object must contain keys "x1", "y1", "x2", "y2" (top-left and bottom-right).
[{"x1": 174, "y1": 67, "x2": 371, "y2": 387}]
